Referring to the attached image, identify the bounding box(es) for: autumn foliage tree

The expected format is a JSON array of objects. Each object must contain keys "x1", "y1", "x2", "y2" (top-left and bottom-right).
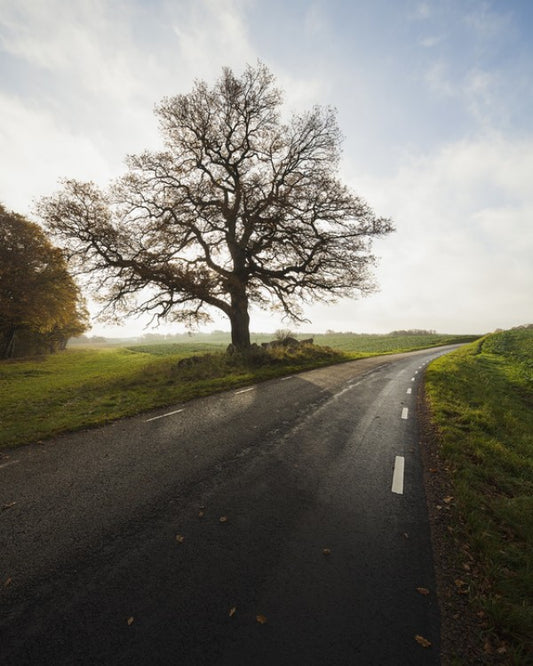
[
  {"x1": 0, "y1": 204, "x2": 88, "y2": 358},
  {"x1": 38, "y1": 64, "x2": 393, "y2": 349}
]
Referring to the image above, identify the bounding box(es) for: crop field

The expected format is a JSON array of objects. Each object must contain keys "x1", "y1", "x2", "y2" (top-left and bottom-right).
[{"x1": 124, "y1": 331, "x2": 478, "y2": 356}]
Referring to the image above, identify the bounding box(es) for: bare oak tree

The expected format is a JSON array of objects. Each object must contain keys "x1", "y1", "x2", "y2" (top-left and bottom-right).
[{"x1": 38, "y1": 64, "x2": 394, "y2": 349}]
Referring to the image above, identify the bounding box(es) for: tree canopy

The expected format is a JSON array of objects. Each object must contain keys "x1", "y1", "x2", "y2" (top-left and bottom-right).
[
  {"x1": 38, "y1": 63, "x2": 394, "y2": 349},
  {"x1": 0, "y1": 204, "x2": 88, "y2": 358}
]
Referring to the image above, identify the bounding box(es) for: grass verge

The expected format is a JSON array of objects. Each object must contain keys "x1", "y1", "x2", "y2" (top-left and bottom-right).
[{"x1": 424, "y1": 328, "x2": 532, "y2": 663}]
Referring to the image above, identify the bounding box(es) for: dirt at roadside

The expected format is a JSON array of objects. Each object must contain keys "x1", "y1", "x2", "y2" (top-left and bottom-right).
[{"x1": 418, "y1": 381, "x2": 513, "y2": 666}]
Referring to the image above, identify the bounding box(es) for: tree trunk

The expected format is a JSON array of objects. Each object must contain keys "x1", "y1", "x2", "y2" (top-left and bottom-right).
[{"x1": 229, "y1": 290, "x2": 251, "y2": 349}]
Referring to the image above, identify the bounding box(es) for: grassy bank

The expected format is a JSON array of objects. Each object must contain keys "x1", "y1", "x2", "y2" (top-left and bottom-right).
[
  {"x1": 0, "y1": 332, "x2": 476, "y2": 449},
  {"x1": 425, "y1": 328, "x2": 532, "y2": 661}
]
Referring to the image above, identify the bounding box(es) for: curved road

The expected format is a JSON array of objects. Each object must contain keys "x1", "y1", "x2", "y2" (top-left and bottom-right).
[{"x1": 1, "y1": 346, "x2": 456, "y2": 665}]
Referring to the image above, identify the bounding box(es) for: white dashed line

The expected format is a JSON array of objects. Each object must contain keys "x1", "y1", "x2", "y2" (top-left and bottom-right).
[
  {"x1": 406, "y1": 388, "x2": 412, "y2": 394},
  {"x1": 235, "y1": 387, "x2": 255, "y2": 395},
  {"x1": 280, "y1": 375, "x2": 295, "y2": 381},
  {"x1": 392, "y1": 456, "x2": 405, "y2": 494},
  {"x1": 145, "y1": 408, "x2": 184, "y2": 423},
  {"x1": 401, "y1": 407, "x2": 409, "y2": 420}
]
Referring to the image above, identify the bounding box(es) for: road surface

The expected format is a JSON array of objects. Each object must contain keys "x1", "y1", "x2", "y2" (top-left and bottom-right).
[{"x1": 0, "y1": 346, "x2": 456, "y2": 665}]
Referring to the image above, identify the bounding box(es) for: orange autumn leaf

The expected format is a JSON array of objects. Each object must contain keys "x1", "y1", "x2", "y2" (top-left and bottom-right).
[
  {"x1": 415, "y1": 634, "x2": 432, "y2": 648},
  {"x1": 455, "y1": 578, "x2": 469, "y2": 594},
  {"x1": 416, "y1": 587, "x2": 430, "y2": 596},
  {"x1": 229, "y1": 607, "x2": 237, "y2": 617},
  {"x1": 256, "y1": 614, "x2": 267, "y2": 624}
]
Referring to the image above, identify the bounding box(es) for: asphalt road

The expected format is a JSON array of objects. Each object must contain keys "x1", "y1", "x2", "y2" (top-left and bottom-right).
[{"x1": 1, "y1": 346, "x2": 457, "y2": 665}]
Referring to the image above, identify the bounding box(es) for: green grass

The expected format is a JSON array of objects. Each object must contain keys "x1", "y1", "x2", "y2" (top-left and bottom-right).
[
  {"x1": 124, "y1": 331, "x2": 478, "y2": 356},
  {"x1": 310, "y1": 332, "x2": 478, "y2": 354},
  {"x1": 0, "y1": 332, "x2": 476, "y2": 449},
  {"x1": 425, "y1": 327, "x2": 533, "y2": 660}
]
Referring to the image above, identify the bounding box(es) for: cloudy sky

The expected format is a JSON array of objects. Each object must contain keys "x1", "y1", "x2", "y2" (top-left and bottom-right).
[{"x1": 1, "y1": 0, "x2": 531, "y2": 336}]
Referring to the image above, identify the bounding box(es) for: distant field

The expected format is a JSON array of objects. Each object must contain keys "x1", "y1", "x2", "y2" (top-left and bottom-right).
[
  {"x1": 125, "y1": 332, "x2": 479, "y2": 356},
  {"x1": 0, "y1": 332, "x2": 477, "y2": 449},
  {"x1": 425, "y1": 327, "x2": 532, "y2": 660},
  {"x1": 306, "y1": 332, "x2": 479, "y2": 353}
]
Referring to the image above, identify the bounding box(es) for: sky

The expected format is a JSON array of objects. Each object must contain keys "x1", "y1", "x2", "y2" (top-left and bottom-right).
[{"x1": 0, "y1": 0, "x2": 532, "y2": 337}]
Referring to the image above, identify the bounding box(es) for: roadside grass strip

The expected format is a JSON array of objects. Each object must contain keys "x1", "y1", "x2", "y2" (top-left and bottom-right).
[{"x1": 425, "y1": 327, "x2": 533, "y2": 661}]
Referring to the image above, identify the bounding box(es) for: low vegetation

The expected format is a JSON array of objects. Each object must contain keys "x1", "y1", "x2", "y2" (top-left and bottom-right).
[
  {"x1": 425, "y1": 327, "x2": 532, "y2": 661},
  {"x1": 0, "y1": 331, "x2": 476, "y2": 449}
]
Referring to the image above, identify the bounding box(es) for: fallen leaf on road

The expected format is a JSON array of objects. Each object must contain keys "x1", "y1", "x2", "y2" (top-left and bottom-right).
[
  {"x1": 1, "y1": 501, "x2": 16, "y2": 512},
  {"x1": 415, "y1": 635, "x2": 432, "y2": 648},
  {"x1": 219, "y1": 516, "x2": 228, "y2": 523},
  {"x1": 4, "y1": 577, "x2": 12, "y2": 587},
  {"x1": 256, "y1": 614, "x2": 267, "y2": 624},
  {"x1": 198, "y1": 511, "x2": 205, "y2": 519},
  {"x1": 443, "y1": 496, "x2": 454, "y2": 504},
  {"x1": 127, "y1": 617, "x2": 134, "y2": 626},
  {"x1": 176, "y1": 534, "x2": 185, "y2": 543},
  {"x1": 322, "y1": 548, "x2": 331, "y2": 556},
  {"x1": 229, "y1": 607, "x2": 237, "y2": 617},
  {"x1": 416, "y1": 587, "x2": 430, "y2": 596}
]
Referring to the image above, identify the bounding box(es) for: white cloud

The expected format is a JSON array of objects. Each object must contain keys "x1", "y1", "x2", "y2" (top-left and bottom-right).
[
  {"x1": 0, "y1": 93, "x2": 115, "y2": 215},
  {"x1": 419, "y1": 35, "x2": 444, "y2": 48},
  {"x1": 0, "y1": 0, "x2": 259, "y2": 215},
  {"x1": 334, "y1": 134, "x2": 533, "y2": 333},
  {"x1": 0, "y1": 0, "x2": 146, "y2": 101},
  {"x1": 424, "y1": 60, "x2": 456, "y2": 97},
  {"x1": 171, "y1": 0, "x2": 255, "y2": 80},
  {"x1": 463, "y1": 2, "x2": 513, "y2": 43},
  {"x1": 413, "y1": 3, "x2": 431, "y2": 20}
]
